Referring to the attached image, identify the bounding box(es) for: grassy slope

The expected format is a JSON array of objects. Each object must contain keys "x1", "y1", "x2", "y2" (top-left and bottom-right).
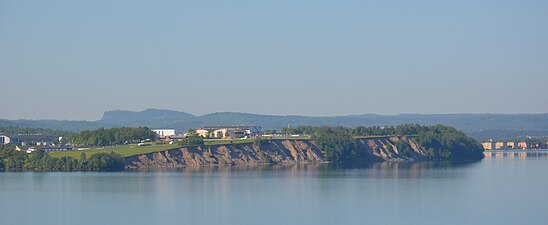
[
  {"x1": 49, "y1": 143, "x2": 179, "y2": 158},
  {"x1": 49, "y1": 137, "x2": 314, "y2": 158}
]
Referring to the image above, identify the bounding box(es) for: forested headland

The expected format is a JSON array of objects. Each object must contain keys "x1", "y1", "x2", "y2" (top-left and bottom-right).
[
  {"x1": 0, "y1": 124, "x2": 484, "y2": 171},
  {"x1": 283, "y1": 124, "x2": 484, "y2": 164}
]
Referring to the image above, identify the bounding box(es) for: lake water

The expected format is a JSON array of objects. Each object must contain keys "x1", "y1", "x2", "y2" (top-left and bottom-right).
[{"x1": 1, "y1": 150, "x2": 547, "y2": 225}]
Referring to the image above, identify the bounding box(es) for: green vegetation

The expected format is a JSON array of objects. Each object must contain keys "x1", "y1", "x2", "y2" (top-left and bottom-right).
[
  {"x1": 283, "y1": 124, "x2": 484, "y2": 164},
  {"x1": 314, "y1": 126, "x2": 362, "y2": 164},
  {"x1": 178, "y1": 135, "x2": 204, "y2": 146},
  {"x1": 395, "y1": 139, "x2": 414, "y2": 157},
  {"x1": 72, "y1": 127, "x2": 156, "y2": 147},
  {"x1": 203, "y1": 136, "x2": 311, "y2": 146},
  {"x1": 49, "y1": 143, "x2": 178, "y2": 158},
  {"x1": 1, "y1": 124, "x2": 484, "y2": 171},
  {"x1": 253, "y1": 137, "x2": 270, "y2": 149},
  {"x1": 415, "y1": 125, "x2": 484, "y2": 161},
  {"x1": 0, "y1": 125, "x2": 76, "y2": 137},
  {"x1": 0, "y1": 144, "x2": 125, "y2": 171}
]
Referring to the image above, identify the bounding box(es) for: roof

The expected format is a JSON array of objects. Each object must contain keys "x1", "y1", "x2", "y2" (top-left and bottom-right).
[{"x1": 202, "y1": 125, "x2": 261, "y2": 130}]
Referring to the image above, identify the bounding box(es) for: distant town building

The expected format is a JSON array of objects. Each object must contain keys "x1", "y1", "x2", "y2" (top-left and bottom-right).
[
  {"x1": 15, "y1": 145, "x2": 73, "y2": 153},
  {"x1": 159, "y1": 135, "x2": 186, "y2": 142},
  {"x1": 10, "y1": 134, "x2": 56, "y2": 146},
  {"x1": 212, "y1": 128, "x2": 229, "y2": 139},
  {"x1": 195, "y1": 129, "x2": 210, "y2": 138},
  {"x1": 506, "y1": 141, "x2": 517, "y2": 149},
  {"x1": 495, "y1": 142, "x2": 508, "y2": 150},
  {"x1": 482, "y1": 142, "x2": 495, "y2": 150},
  {"x1": 200, "y1": 125, "x2": 262, "y2": 139},
  {"x1": 0, "y1": 135, "x2": 10, "y2": 144},
  {"x1": 152, "y1": 129, "x2": 176, "y2": 137},
  {"x1": 482, "y1": 141, "x2": 530, "y2": 150}
]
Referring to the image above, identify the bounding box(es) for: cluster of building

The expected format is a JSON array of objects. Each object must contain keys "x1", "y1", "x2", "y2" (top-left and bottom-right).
[
  {"x1": 150, "y1": 129, "x2": 186, "y2": 142},
  {"x1": 1, "y1": 125, "x2": 265, "y2": 153},
  {"x1": 0, "y1": 133, "x2": 72, "y2": 153},
  {"x1": 151, "y1": 126, "x2": 263, "y2": 140},
  {"x1": 481, "y1": 141, "x2": 528, "y2": 150},
  {"x1": 482, "y1": 140, "x2": 548, "y2": 150},
  {"x1": 194, "y1": 126, "x2": 262, "y2": 139}
]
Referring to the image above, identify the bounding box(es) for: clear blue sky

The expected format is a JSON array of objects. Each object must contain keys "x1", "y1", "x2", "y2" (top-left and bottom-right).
[{"x1": 1, "y1": 0, "x2": 547, "y2": 120}]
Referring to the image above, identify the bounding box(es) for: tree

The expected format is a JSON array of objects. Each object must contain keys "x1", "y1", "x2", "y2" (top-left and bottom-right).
[
  {"x1": 72, "y1": 127, "x2": 157, "y2": 147},
  {"x1": 314, "y1": 126, "x2": 360, "y2": 164}
]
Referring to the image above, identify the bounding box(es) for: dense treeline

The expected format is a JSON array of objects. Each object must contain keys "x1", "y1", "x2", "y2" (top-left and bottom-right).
[
  {"x1": 177, "y1": 135, "x2": 204, "y2": 146},
  {"x1": 0, "y1": 144, "x2": 125, "y2": 171},
  {"x1": 72, "y1": 127, "x2": 156, "y2": 147},
  {"x1": 282, "y1": 124, "x2": 430, "y2": 136},
  {"x1": 0, "y1": 125, "x2": 75, "y2": 137},
  {"x1": 284, "y1": 124, "x2": 484, "y2": 164},
  {"x1": 415, "y1": 125, "x2": 484, "y2": 161},
  {"x1": 314, "y1": 126, "x2": 362, "y2": 164}
]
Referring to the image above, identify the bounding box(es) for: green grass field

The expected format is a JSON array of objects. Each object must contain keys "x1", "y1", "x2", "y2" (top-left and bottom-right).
[{"x1": 48, "y1": 143, "x2": 179, "y2": 158}]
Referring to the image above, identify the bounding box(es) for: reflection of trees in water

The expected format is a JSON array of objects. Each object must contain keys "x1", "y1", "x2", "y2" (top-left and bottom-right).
[{"x1": 312, "y1": 160, "x2": 482, "y2": 180}]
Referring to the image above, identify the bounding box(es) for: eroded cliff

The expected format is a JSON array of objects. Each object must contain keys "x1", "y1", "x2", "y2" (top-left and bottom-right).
[
  {"x1": 125, "y1": 136, "x2": 431, "y2": 169},
  {"x1": 355, "y1": 136, "x2": 430, "y2": 162}
]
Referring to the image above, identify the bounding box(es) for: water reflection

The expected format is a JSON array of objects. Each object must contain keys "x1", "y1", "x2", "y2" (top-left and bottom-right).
[
  {"x1": 129, "y1": 160, "x2": 483, "y2": 181},
  {"x1": 483, "y1": 150, "x2": 548, "y2": 158},
  {"x1": 3, "y1": 153, "x2": 548, "y2": 225}
]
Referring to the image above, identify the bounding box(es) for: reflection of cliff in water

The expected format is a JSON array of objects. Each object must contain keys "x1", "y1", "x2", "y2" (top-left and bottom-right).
[
  {"x1": 131, "y1": 160, "x2": 482, "y2": 181},
  {"x1": 131, "y1": 163, "x2": 330, "y2": 178}
]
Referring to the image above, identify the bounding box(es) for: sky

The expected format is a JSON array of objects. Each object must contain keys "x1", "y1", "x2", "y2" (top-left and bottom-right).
[{"x1": 1, "y1": 0, "x2": 547, "y2": 120}]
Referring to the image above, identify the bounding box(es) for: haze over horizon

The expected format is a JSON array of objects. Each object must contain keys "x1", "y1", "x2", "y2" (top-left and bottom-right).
[
  {"x1": 1, "y1": 108, "x2": 547, "y2": 122},
  {"x1": 2, "y1": 0, "x2": 547, "y2": 120}
]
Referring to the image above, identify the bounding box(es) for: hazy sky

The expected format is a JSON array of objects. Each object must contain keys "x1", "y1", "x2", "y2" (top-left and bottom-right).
[{"x1": 1, "y1": 0, "x2": 547, "y2": 120}]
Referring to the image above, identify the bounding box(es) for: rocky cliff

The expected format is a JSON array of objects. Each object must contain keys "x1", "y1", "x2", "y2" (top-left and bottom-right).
[
  {"x1": 355, "y1": 136, "x2": 430, "y2": 161},
  {"x1": 125, "y1": 136, "x2": 431, "y2": 169}
]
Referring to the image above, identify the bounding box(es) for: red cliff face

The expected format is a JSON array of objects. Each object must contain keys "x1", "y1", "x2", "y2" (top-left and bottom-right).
[{"x1": 125, "y1": 137, "x2": 430, "y2": 169}]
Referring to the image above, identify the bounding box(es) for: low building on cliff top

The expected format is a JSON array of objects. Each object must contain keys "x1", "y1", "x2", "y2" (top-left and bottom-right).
[
  {"x1": 152, "y1": 129, "x2": 176, "y2": 138},
  {"x1": 9, "y1": 134, "x2": 57, "y2": 146},
  {"x1": 0, "y1": 135, "x2": 10, "y2": 144},
  {"x1": 199, "y1": 125, "x2": 262, "y2": 139}
]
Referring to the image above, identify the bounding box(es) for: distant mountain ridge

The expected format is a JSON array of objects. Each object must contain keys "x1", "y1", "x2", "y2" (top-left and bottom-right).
[
  {"x1": 1, "y1": 109, "x2": 547, "y2": 140},
  {"x1": 100, "y1": 109, "x2": 195, "y2": 127}
]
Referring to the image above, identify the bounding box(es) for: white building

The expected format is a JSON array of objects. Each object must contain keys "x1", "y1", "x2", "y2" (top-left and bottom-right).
[
  {"x1": 0, "y1": 135, "x2": 10, "y2": 144},
  {"x1": 195, "y1": 129, "x2": 210, "y2": 138},
  {"x1": 152, "y1": 129, "x2": 176, "y2": 137},
  {"x1": 212, "y1": 129, "x2": 229, "y2": 139}
]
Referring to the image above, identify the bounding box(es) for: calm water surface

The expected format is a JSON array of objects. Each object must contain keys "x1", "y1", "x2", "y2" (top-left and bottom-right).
[{"x1": 1, "y1": 150, "x2": 548, "y2": 225}]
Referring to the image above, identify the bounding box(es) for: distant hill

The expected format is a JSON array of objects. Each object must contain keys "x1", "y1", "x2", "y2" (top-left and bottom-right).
[
  {"x1": 0, "y1": 119, "x2": 109, "y2": 132},
  {"x1": 99, "y1": 109, "x2": 196, "y2": 128},
  {"x1": 1, "y1": 109, "x2": 547, "y2": 140}
]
